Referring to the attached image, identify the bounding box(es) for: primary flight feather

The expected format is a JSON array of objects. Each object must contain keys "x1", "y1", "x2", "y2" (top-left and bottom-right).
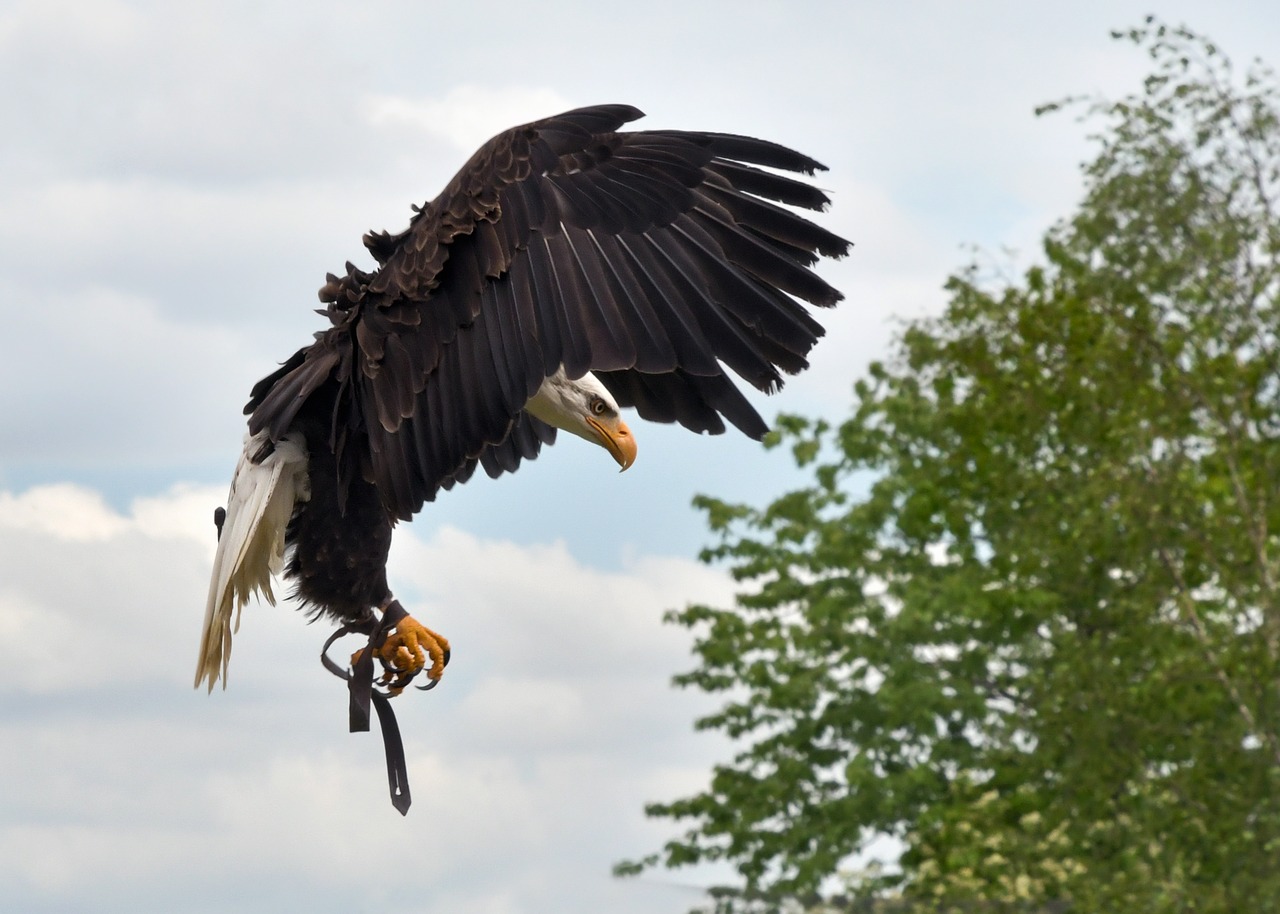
[{"x1": 195, "y1": 103, "x2": 850, "y2": 781}]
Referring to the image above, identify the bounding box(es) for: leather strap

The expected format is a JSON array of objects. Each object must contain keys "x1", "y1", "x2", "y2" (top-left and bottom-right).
[{"x1": 320, "y1": 604, "x2": 414, "y2": 815}]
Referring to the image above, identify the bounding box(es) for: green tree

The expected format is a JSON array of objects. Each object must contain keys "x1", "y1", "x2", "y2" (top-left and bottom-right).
[{"x1": 619, "y1": 20, "x2": 1280, "y2": 914}]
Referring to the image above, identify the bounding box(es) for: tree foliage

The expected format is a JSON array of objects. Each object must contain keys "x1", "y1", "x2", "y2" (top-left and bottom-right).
[{"x1": 620, "y1": 20, "x2": 1280, "y2": 913}]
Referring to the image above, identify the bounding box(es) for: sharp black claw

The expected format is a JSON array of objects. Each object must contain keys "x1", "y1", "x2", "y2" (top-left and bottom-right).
[{"x1": 442, "y1": 648, "x2": 452, "y2": 667}]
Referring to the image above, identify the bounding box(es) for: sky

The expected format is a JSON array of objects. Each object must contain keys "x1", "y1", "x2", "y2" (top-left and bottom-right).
[{"x1": 2, "y1": 2, "x2": 1278, "y2": 912}]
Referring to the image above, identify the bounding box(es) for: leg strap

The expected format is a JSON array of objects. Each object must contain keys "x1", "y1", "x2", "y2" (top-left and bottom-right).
[{"x1": 320, "y1": 601, "x2": 413, "y2": 815}]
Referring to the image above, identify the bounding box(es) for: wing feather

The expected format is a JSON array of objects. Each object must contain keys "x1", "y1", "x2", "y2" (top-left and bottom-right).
[
  {"x1": 701, "y1": 179, "x2": 849, "y2": 260},
  {"x1": 666, "y1": 215, "x2": 825, "y2": 364},
  {"x1": 612, "y1": 233, "x2": 722, "y2": 376},
  {"x1": 706, "y1": 158, "x2": 833, "y2": 210},
  {"x1": 246, "y1": 104, "x2": 849, "y2": 521},
  {"x1": 581, "y1": 229, "x2": 679, "y2": 373},
  {"x1": 558, "y1": 227, "x2": 637, "y2": 370},
  {"x1": 640, "y1": 228, "x2": 782, "y2": 392}
]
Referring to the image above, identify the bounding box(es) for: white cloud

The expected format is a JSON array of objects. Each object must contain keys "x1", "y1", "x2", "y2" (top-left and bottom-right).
[
  {"x1": 0, "y1": 286, "x2": 261, "y2": 468},
  {"x1": 368, "y1": 85, "x2": 576, "y2": 152},
  {"x1": 0, "y1": 483, "x2": 129, "y2": 541},
  {"x1": 0, "y1": 483, "x2": 734, "y2": 912},
  {"x1": 387, "y1": 526, "x2": 729, "y2": 673}
]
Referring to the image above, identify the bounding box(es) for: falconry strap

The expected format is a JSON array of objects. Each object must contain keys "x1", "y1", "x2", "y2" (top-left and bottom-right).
[{"x1": 320, "y1": 601, "x2": 416, "y2": 815}]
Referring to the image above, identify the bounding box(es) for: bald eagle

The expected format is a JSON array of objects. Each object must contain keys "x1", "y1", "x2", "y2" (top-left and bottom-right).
[{"x1": 195, "y1": 104, "x2": 849, "y2": 807}]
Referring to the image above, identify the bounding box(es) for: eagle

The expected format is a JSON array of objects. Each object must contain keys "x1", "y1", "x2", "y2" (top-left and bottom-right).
[{"x1": 195, "y1": 104, "x2": 849, "y2": 807}]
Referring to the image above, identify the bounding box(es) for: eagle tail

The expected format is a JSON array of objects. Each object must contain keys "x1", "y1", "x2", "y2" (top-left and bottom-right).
[{"x1": 195, "y1": 431, "x2": 310, "y2": 692}]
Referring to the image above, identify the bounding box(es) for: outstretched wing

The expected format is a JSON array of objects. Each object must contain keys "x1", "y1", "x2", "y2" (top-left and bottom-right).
[{"x1": 248, "y1": 104, "x2": 850, "y2": 521}]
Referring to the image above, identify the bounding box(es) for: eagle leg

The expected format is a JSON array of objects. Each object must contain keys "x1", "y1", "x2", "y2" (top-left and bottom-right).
[{"x1": 353, "y1": 614, "x2": 452, "y2": 696}]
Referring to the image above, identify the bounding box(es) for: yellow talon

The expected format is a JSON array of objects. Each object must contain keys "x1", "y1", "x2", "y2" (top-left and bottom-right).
[{"x1": 375, "y1": 614, "x2": 451, "y2": 695}]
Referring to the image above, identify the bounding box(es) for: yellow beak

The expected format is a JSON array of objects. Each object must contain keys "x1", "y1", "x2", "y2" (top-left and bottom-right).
[{"x1": 586, "y1": 416, "x2": 637, "y2": 471}]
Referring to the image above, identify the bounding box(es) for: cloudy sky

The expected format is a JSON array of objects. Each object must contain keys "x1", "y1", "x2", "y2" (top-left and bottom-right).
[{"x1": 3, "y1": 2, "x2": 1278, "y2": 912}]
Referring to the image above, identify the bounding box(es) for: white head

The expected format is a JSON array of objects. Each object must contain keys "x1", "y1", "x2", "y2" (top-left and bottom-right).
[{"x1": 524, "y1": 368, "x2": 637, "y2": 470}]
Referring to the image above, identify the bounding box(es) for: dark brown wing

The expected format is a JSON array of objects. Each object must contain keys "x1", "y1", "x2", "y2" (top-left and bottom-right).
[{"x1": 247, "y1": 104, "x2": 850, "y2": 521}]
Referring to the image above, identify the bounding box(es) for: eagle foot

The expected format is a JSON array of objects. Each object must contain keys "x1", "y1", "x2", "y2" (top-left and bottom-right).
[{"x1": 352, "y1": 615, "x2": 451, "y2": 696}]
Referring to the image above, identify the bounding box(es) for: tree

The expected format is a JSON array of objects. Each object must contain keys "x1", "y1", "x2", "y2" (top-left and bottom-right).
[{"x1": 618, "y1": 20, "x2": 1280, "y2": 913}]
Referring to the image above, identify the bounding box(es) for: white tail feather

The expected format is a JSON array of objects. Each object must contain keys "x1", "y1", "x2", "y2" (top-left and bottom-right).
[{"x1": 195, "y1": 431, "x2": 310, "y2": 692}]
